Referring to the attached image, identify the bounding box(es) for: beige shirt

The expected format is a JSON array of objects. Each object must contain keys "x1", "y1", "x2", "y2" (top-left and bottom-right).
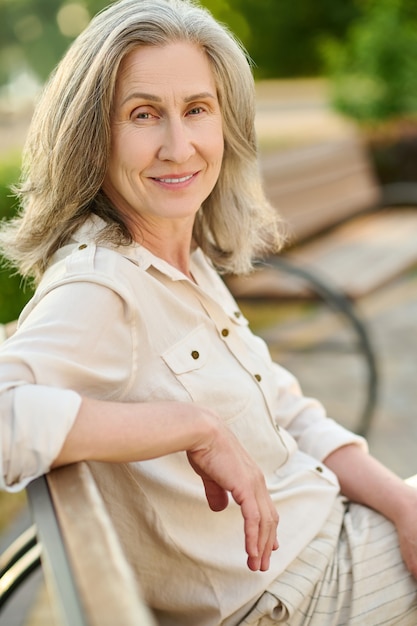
[{"x1": 0, "y1": 217, "x2": 366, "y2": 625}]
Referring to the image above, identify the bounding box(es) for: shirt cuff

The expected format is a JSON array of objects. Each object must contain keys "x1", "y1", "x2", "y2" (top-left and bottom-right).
[
  {"x1": 2, "y1": 385, "x2": 82, "y2": 491},
  {"x1": 296, "y1": 417, "x2": 368, "y2": 462}
]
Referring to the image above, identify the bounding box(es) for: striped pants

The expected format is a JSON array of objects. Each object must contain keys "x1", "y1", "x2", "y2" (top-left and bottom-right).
[{"x1": 241, "y1": 492, "x2": 417, "y2": 625}]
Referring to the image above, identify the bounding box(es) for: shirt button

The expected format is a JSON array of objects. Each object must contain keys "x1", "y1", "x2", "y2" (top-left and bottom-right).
[
  {"x1": 191, "y1": 350, "x2": 200, "y2": 360},
  {"x1": 221, "y1": 328, "x2": 229, "y2": 337},
  {"x1": 315, "y1": 466, "x2": 324, "y2": 473},
  {"x1": 254, "y1": 373, "x2": 262, "y2": 382},
  {"x1": 78, "y1": 244, "x2": 87, "y2": 250}
]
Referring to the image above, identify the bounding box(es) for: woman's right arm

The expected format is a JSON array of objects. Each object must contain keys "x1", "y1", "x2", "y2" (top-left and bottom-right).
[{"x1": 55, "y1": 395, "x2": 279, "y2": 572}]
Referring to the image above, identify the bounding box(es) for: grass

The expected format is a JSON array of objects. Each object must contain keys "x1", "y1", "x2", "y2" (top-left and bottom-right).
[
  {"x1": 238, "y1": 298, "x2": 317, "y2": 333},
  {"x1": 0, "y1": 490, "x2": 27, "y2": 535}
]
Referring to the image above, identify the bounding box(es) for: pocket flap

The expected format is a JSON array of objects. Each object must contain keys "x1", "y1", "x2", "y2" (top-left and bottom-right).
[{"x1": 162, "y1": 324, "x2": 209, "y2": 374}]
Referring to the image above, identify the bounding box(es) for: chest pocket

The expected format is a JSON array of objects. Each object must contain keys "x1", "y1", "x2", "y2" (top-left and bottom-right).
[{"x1": 161, "y1": 323, "x2": 253, "y2": 423}]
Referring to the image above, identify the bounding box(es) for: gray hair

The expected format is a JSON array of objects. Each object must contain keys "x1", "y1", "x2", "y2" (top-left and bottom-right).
[{"x1": 0, "y1": 0, "x2": 284, "y2": 283}]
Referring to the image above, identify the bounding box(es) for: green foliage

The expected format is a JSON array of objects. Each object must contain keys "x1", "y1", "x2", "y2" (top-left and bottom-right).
[
  {"x1": 322, "y1": 0, "x2": 417, "y2": 123},
  {"x1": 0, "y1": 0, "x2": 361, "y2": 86},
  {"x1": 0, "y1": 153, "x2": 33, "y2": 323},
  {"x1": 198, "y1": 0, "x2": 251, "y2": 44},
  {"x1": 0, "y1": 0, "x2": 71, "y2": 84},
  {"x1": 0, "y1": 0, "x2": 101, "y2": 85},
  {"x1": 229, "y1": 0, "x2": 360, "y2": 79}
]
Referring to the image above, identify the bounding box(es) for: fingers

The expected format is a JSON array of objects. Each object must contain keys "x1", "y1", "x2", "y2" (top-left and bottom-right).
[
  {"x1": 398, "y1": 530, "x2": 417, "y2": 580},
  {"x1": 186, "y1": 417, "x2": 279, "y2": 571},
  {"x1": 258, "y1": 510, "x2": 279, "y2": 571},
  {"x1": 240, "y1": 490, "x2": 279, "y2": 572}
]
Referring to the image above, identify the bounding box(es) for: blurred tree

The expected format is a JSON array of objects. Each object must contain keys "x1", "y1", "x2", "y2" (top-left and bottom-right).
[
  {"x1": 1, "y1": 0, "x2": 69, "y2": 84},
  {"x1": 322, "y1": 0, "x2": 417, "y2": 184},
  {"x1": 0, "y1": 153, "x2": 34, "y2": 321},
  {"x1": 323, "y1": 0, "x2": 417, "y2": 123},
  {"x1": 0, "y1": 0, "x2": 94, "y2": 87},
  {"x1": 226, "y1": 0, "x2": 360, "y2": 79},
  {"x1": 0, "y1": 0, "x2": 360, "y2": 87},
  {"x1": 198, "y1": 0, "x2": 250, "y2": 43}
]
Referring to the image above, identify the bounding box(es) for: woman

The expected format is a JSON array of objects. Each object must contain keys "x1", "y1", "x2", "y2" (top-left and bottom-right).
[{"x1": 0, "y1": 1, "x2": 416, "y2": 624}]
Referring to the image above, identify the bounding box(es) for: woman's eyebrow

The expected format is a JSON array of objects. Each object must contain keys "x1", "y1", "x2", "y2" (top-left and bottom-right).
[
  {"x1": 121, "y1": 91, "x2": 162, "y2": 106},
  {"x1": 184, "y1": 91, "x2": 216, "y2": 103},
  {"x1": 121, "y1": 91, "x2": 216, "y2": 106}
]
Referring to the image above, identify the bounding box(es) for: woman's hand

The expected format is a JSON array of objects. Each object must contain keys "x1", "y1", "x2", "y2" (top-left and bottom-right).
[
  {"x1": 187, "y1": 416, "x2": 279, "y2": 572},
  {"x1": 53, "y1": 397, "x2": 279, "y2": 571},
  {"x1": 390, "y1": 486, "x2": 417, "y2": 580},
  {"x1": 324, "y1": 444, "x2": 417, "y2": 580}
]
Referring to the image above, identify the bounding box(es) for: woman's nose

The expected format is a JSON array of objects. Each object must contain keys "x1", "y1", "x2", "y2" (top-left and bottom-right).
[{"x1": 157, "y1": 118, "x2": 195, "y2": 163}]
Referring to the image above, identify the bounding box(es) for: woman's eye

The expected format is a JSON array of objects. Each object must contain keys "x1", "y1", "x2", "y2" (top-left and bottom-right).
[
  {"x1": 131, "y1": 107, "x2": 158, "y2": 120},
  {"x1": 188, "y1": 106, "x2": 204, "y2": 116},
  {"x1": 135, "y1": 111, "x2": 151, "y2": 119}
]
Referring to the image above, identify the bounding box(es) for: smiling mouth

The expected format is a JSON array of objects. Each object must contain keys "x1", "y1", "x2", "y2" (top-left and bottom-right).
[{"x1": 153, "y1": 174, "x2": 194, "y2": 184}]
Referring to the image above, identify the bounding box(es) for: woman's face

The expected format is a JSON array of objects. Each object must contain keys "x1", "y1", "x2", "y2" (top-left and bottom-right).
[{"x1": 103, "y1": 41, "x2": 224, "y2": 237}]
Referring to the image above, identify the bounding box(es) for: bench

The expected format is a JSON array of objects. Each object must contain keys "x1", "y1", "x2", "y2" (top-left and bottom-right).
[
  {"x1": 226, "y1": 136, "x2": 417, "y2": 436},
  {"x1": 229, "y1": 137, "x2": 417, "y2": 299}
]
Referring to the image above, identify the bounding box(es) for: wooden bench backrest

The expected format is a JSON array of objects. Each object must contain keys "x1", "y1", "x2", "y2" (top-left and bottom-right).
[
  {"x1": 32, "y1": 463, "x2": 157, "y2": 626},
  {"x1": 259, "y1": 138, "x2": 381, "y2": 246}
]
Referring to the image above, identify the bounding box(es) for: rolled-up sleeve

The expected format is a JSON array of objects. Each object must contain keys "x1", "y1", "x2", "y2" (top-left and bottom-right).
[
  {"x1": 0, "y1": 276, "x2": 135, "y2": 492},
  {"x1": 1, "y1": 385, "x2": 81, "y2": 491},
  {"x1": 270, "y1": 362, "x2": 367, "y2": 461}
]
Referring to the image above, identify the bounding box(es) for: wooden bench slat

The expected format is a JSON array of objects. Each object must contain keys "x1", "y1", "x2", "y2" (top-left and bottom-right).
[
  {"x1": 288, "y1": 208, "x2": 417, "y2": 298},
  {"x1": 260, "y1": 140, "x2": 381, "y2": 243},
  {"x1": 269, "y1": 179, "x2": 380, "y2": 244},
  {"x1": 47, "y1": 463, "x2": 157, "y2": 626},
  {"x1": 227, "y1": 138, "x2": 417, "y2": 302},
  {"x1": 227, "y1": 208, "x2": 417, "y2": 300}
]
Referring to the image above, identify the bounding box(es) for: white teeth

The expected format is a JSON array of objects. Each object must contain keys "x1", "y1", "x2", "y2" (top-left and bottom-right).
[{"x1": 156, "y1": 175, "x2": 193, "y2": 184}]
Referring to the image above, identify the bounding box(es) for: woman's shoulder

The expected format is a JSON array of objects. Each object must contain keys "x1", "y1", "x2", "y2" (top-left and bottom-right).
[
  {"x1": 18, "y1": 242, "x2": 145, "y2": 333},
  {"x1": 41, "y1": 240, "x2": 140, "y2": 289}
]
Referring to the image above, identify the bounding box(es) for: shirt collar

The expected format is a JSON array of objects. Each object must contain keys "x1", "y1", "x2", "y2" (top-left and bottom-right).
[{"x1": 72, "y1": 215, "x2": 202, "y2": 282}]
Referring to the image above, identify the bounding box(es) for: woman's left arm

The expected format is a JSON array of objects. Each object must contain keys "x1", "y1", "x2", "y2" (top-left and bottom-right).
[{"x1": 324, "y1": 444, "x2": 417, "y2": 579}]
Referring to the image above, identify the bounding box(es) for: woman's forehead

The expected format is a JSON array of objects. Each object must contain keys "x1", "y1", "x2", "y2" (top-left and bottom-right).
[{"x1": 114, "y1": 42, "x2": 218, "y2": 103}]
